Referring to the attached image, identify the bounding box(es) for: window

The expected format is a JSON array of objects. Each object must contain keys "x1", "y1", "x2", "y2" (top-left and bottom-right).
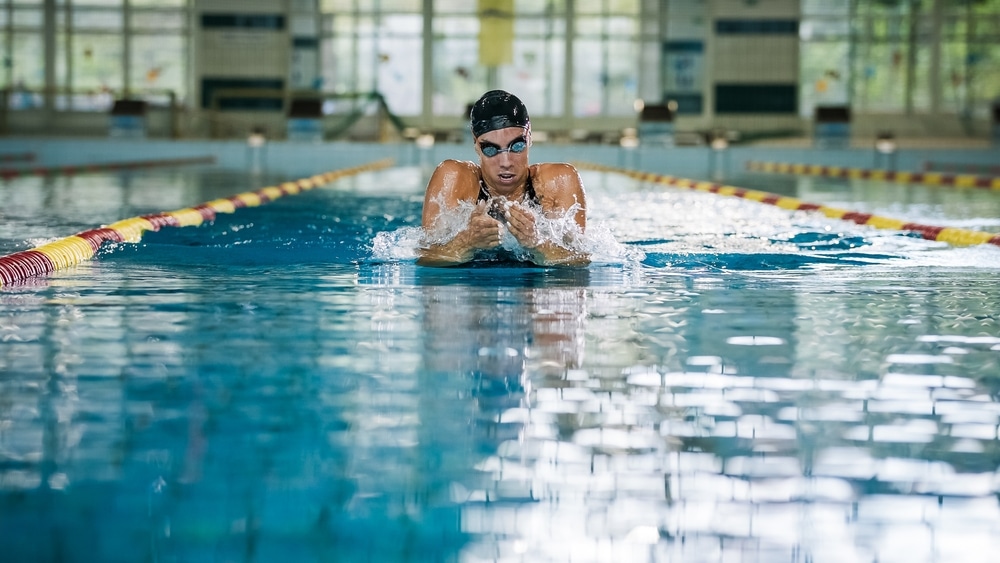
[
  {"x1": 320, "y1": 5, "x2": 423, "y2": 117},
  {"x1": 4, "y1": 4, "x2": 45, "y2": 98},
  {"x1": 800, "y1": 0, "x2": 850, "y2": 118},
  {"x1": 572, "y1": 1, "x2": 642, "y2": 117},
  {"x1": 1, "y1": 0, "x2": 188, "y2": 109},
  {"x1": 128, "y1": 5, "x2": 187, "y2": 103},
  {"x1": 4, "y1": 0, "x2": 1000, "y2": 131},
  {"x1": 430, "y1": 2, "x2": 570, "y2": 119}
]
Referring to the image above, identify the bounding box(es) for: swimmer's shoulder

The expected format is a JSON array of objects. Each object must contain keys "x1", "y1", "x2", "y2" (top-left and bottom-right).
[
  {"x1": 433, "y1": 158, "x2": 481, "y2": 178},
  {"x1": 531, "y1": 162, "x2": 581, "y2": 182},
  {"x1": 531, "y1": 162, "x2": 584, "y2": 193},
  {"x1": 428, "y1": 159, "x2": 483, "y2": 198}
]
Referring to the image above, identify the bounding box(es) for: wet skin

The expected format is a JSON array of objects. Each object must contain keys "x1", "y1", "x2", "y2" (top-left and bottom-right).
[{"x1": 417, "y1": 127, "x2": 588, "y2": 267}]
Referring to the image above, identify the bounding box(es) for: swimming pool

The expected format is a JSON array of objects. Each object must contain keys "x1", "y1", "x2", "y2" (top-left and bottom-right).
[{"x1": 2, "y1": 151, "x2": 1000, "y2": 562}]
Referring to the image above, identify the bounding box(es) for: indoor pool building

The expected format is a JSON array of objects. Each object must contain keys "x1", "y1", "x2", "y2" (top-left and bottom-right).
[{"x1": 2, "y1": 1, "x2": 1000, "y2": 563}]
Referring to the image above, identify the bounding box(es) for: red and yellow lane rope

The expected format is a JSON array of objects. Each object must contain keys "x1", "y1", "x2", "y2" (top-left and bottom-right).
[
  {"x1": 746, "y1": 160, "x2": 1000, "y2": 190},
  {"x1": 0, "y1": 155, "x2": 216, "y2": 180},
  {"x1": 0, "y1": 158, "x2": 394, "y2": 287},
  {"x1": 575, "y1": 162, "x2": 1000, "y2": 248}
]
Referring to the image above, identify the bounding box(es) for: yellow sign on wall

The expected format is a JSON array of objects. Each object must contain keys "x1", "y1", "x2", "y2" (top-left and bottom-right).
[{"x1": 479, "y1": 0, "x2": 514, "y2": 66}]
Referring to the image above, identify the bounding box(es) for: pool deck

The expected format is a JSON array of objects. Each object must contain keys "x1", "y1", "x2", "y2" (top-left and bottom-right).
[{"x1": 0, "y1": 136, "x2": 996, "y2": 182}]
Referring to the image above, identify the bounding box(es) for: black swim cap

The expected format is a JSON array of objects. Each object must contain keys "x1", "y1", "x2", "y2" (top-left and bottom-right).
[{"x1": 470, "y1": 90, "x2": 530, "y2": 137}]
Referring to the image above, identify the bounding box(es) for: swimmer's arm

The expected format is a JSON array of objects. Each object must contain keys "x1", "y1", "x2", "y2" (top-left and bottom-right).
[
  {"x1": 506, "y1": 212, "x2": 590, "y2": 267},
  {"x1": 416, "y1": 233, "x2": 477, "y2": 266},
  {"x1": 507, "y1": 165, "x2": 590, "y2": 267},
  {"x1": 417, "y1": 161, "x2": 488, "y2": 266}
]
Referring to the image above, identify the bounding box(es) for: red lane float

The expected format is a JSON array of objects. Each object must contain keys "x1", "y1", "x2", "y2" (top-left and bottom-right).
[
  {"x1": 0, "y1": 251, "x2": 55, "y2": 286},
  {"x1": 0, "y1": 158, "x2": 395, "y2": 287},
  {"x1": 574, "y1": 162, "x2": 1000, "y2": 248}
]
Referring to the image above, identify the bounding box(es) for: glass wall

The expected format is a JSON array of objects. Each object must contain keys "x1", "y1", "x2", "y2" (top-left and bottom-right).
[
  {"x1": 954, "y1": 0, "x2": 1000, "y2": 118},
  {"x1": 2, "y1": 1, "x2": 999, "y2": 124},
  {"x1": 129, "y1": 0, "x2": 187, "y2": 105},
  {"x1": 1, "y1": 0, "x2": 188, "y2": 110},
  {"x1": 320, "y1": 0, "x2": 423, "y2": 116},
  {"x1": 800, "y1": 0, "x2": 1000, "y2": 119},
  {"x1": 3, "y1": 0, "x2": 45, "y2": 108},
  {"x1": 799, "y1": 0, "x2": 851, "y2": 118},
  {"x1": 428, "y1": 1, "x2": 568, "y2": 119},
  {"x1": 430, "y1": 3, "x2": 487, "y2": 118},
  {"x1": 319, "y1": 0, "x2": 654, "y2": 120},
  {"x1": 68, "y1": 0, "x2": 124, "y2": 110},
  {"x1": 572, "y1": 0, "x2": 641, "y2": 117}
]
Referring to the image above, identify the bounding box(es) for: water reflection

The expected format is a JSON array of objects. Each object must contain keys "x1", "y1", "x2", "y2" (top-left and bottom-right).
[
  {"x1": 3, "y1": 160, "x2": 1000, "y2": 563},
  {"x1": 363, "y1": 265, "x2": 1000, "y2": 563},
  {"x1": 4, "y1": 261, "x2": 1000, "y2": 562},
  {"x1": 350, "y1": 265, "x2": 592, "y2": 561}
]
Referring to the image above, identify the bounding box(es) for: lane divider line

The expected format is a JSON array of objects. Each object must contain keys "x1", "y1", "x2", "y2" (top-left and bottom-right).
[
  {"x1": 746, "y1": 160, "x2": 1000, "y2": 190},
  {"x1": 0, "y1": 158, "x2": 394, "y2": 287},
  {"x1": 0, "y1": 152, "x2": 35, "y2": 163},
  {"x1": 574, "y1": 162, "x2": 1000, "y2": 248},
  {"x1": 0, "y1": 156, "x2": 217, "y2": 180}
]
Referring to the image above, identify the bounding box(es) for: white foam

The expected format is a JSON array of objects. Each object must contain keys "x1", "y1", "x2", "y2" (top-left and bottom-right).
[{"x1": 371, "y1": 199, "x2": 643, "y2": 266}]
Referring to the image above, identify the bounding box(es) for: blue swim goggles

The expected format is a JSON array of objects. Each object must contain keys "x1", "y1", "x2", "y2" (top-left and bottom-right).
[{"x1": 479, "y1": 137, "x2": 528, "y2": 158}]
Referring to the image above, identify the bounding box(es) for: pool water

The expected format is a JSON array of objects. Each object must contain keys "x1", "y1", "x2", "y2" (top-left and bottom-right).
[{"x1": 2, "y1": 162, "x2": 1000, "y2": 563}]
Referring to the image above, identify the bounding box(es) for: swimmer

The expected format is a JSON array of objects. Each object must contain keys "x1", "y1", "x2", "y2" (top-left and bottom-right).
[{"x1": 417, "y1": 89, "x2": 589, "y2": 267}]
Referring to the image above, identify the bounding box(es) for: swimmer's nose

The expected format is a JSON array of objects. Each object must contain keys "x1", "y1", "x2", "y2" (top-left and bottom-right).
[{"x1": 497, "y1": 154, "x2": 517, "y2": 170}]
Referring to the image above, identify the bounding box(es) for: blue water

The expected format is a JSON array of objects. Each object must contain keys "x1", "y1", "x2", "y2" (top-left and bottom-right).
[{"x1": 2, "y1": 162, "x2": 1000, "y2": 562}]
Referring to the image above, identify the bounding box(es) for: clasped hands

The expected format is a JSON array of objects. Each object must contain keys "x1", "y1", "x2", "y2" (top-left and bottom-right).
[{"x1": 464, "y1": 199, "x2": 538, "y2": 252}]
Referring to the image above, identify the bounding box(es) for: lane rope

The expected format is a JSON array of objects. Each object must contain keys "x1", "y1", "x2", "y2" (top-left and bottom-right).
[
  {"x1": 0, "y1": 152, "x2": 35, "y2": 163},
  {"x1": 746, "y1": 160, "x2": 1000, "y2": 190},
  {"x1": 574, "y1": 162, "x2": 1000, "y2": 248},
  {"x1": 0, "y1": 155, "x2": 216, "y2": 180},
  {"x1": 923, "y1": 161, "x2": 1000, "y2": 176},
  {"x1": 0, "y1": 158, "x2": 395, "y2": 287}
]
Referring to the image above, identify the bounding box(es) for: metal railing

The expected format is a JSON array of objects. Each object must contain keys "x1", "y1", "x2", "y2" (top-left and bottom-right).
[{"x1": 207, "y1": 89, "x2": 407, "y2": 141}]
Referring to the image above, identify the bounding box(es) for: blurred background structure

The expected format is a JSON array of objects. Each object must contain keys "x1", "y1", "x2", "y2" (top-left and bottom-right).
[{"x1": 1, "y1": 0, "x2": 999, "y2": 147}]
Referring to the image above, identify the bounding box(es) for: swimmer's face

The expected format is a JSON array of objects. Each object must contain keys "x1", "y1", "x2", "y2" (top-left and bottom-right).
[{"x1": 476, "y1": 126, "x2": 530, "y2": 196}]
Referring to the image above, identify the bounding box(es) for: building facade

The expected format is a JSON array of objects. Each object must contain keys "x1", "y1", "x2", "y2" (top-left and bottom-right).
[{"x1": 2, "y1": 0, "x2": 998, "y2": 140}]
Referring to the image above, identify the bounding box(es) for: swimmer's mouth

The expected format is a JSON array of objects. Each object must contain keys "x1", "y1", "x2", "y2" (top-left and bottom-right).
[{"x1": 498, "y1": 173, "x2": 515, "y2": 182}]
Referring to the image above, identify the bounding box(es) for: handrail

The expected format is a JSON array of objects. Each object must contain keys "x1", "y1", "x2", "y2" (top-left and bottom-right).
[
  {"x1": 206, "y1": 88, "x2": 408, "y2": 140},
  {"x1": 0, "y1": 86, "x2": 408, "y2": 141}
]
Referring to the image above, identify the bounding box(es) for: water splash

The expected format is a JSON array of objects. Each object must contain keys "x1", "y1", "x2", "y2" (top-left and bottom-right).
[
  {"x1": 370, "y1": 199, "x2": 643, "y2": 266},
  {"x1": 370, "y1": 225, "x2": 424, "y2": 261}
]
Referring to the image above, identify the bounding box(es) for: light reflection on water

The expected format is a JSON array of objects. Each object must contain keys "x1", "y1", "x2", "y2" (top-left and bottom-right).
[{"x1": 1, "y1": 166, "x2": 1000, "y2": 562}]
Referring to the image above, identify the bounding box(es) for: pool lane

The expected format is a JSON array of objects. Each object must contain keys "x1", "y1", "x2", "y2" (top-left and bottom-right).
[
  {"x1": 576, "y1": 162, "x2": 1000, "y2": 249},
  {"x1": 0, "y1": 158, "x2": 394, "y2": 287}
]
